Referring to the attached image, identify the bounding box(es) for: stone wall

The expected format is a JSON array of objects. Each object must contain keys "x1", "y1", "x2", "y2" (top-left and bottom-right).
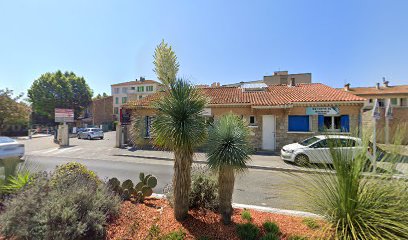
[{"x1": 362, "y1": 107, "x2": 408, "y2": 144}]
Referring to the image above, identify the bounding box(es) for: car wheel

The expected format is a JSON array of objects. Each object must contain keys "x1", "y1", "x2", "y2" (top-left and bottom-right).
[
  {"x1": 87, "y1": 135, "x2": 91, "y2": 140},
  {"x1": 100, "y1": 137, "x2": 104, "y2": 140},
  {"x1": 77, "y1": 134, "x2": 81, "y2": 139},
  {"x1": 294, "y1": 154, "x2": 310, "y2": 166}
]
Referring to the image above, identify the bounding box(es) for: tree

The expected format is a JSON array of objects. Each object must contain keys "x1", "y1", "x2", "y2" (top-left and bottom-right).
[
  {"x1": 207, "y1": 113, "x2": 252, "y2": 224},
  {"x1": 152, "y1": 79, "x2": 207, "y2": 221},
  {"x1": 153, "y1": 39, "x2": 180, "y2": 86},
  {"x1": 0, "y1": 89, "x2": 30, "y2": 135},
  {"x1": 27, "y1": 71, "x2": 93, "y2": 123}
]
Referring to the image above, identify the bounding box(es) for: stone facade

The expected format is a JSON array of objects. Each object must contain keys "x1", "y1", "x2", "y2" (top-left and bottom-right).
[{"x1": 127, "y1": 103, "x2": 363, "y2": 151}]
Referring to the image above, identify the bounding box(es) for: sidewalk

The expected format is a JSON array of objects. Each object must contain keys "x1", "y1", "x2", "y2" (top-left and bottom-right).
[
  {"x1": 113, "y1": 148, "x2": 317, "y2": 173},
  {"x1": 15, "y1": 134, "x2": 53, "y2": 140}
]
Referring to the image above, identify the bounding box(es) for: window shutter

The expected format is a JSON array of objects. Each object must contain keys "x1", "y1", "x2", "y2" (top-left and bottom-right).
[
  {"x1": 288, "y1": 116, "x2": 309, "y2": 132},
  {"x1": 318, "y1": 115, "x2": 324, "y2": 131},
  {"x1": 340, "y1": 115, "x2": 350, "y2": 132}
]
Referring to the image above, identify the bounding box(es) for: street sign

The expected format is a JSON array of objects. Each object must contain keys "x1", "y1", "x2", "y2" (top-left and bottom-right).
[
  {"x1": 120, "y1": 108, "x2": 131, "y2": 125},
  {"x1": 55, "y1": 108, "x2": 74, "y2": 123},
  {"x1": 306, "y1": 107, "x2": 339, "y2": 115}
]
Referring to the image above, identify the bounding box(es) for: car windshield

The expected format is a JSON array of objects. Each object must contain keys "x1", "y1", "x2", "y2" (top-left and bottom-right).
[
  {"x1": 92, "y1": 129, "x2": 102, "y2": 132},
  {"x1": 0, "y1": 137, "x2": 15, "y2": 144},
  {"x1": 299, "y1": 136, "x2": 321, "y2": 146}
]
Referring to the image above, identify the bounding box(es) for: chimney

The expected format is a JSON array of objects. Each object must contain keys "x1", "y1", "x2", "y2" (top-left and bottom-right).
[
  {"x1": 140, "y1": 77, "x2": 145, "y2": 82},
  {"x1": 211, "y1": 82, "x2": 217, "y2": 87},
  {"x1": 382, "y1": 77, "x2": 389, "y2": 87},
  {"x1": 376, "y1": 82, "x2": 380, "y2": 90},
  {"x1": 344, "y1": 83, "x2": 350, "y2": 91},
  {"x1": 288, "y1": 77, "x2": 295, "y2": 87},
  {"x1": 217, "y1": 82, "x2": 220, "y2": 87}
]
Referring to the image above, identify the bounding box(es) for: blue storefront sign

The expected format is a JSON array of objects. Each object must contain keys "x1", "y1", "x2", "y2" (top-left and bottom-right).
[{"x1": 306, "y1": 107, "x2": 339, "y2": 115}]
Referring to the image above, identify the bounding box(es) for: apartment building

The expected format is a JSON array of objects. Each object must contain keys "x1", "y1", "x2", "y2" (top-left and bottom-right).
[
  {"x1": 223, "y1": 71, "x2": 312, "y2": 87},
  {"x1": 342, "y1": 80, "x2": 408, "y2": 143},
  {"x1": 111, "y1": 77, "x2": 161, "y2": 119}
]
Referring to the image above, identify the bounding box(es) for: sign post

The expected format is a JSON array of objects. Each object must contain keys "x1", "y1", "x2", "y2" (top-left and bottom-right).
[
  {"x1": 385, "y1": 99, "x2": 393, "y2": 144},
  {"x1": 371, "y1": 99, "x2": 380, "y2": 173},
  {"x1": 55, "y1": 108, "x2": 74, "y2": 146}
]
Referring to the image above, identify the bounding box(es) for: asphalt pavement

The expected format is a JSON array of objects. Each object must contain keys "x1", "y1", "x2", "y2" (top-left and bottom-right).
[{"x1": 18, "y1": 131, "x2": 312, "y2": 212}]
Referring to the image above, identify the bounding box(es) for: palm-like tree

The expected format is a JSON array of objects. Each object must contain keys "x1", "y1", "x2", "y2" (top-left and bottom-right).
[
  {"x1": 207, "y1": 113, "x2": 252, "y2": 224},
  {"x1": 152, "y1": 79, "x2": 207, "y2": 221}
]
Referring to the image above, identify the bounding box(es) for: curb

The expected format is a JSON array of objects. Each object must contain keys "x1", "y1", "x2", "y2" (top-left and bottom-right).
[
  {"x1": 115, "y1": 154, "x2": 408, "y2": 179},
  {"x1": 151, "y1": 193, "x2": 321, "y2": 218},
  {"x1": 115, "y1": 154, "x2": 325, "y2": 174}
]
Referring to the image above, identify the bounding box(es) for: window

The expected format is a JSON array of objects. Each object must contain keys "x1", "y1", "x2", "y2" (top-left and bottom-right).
[
  {"x1": 114, "y1": 88, "x2": 119, "y2": 94},
  {"x1": 146, "y1": 86, "x2": 154, "y2": 92},
  {"x1": 114, "y1": 107, "x2": 119, "y2": 114},
  {"x1": 288, "y1": 115, "x2": 310, "y2": 132},
  {"x1": 401, "y1": 98, "x2": 408, "y2": 107},
  {"x1": 137, "y1": 86, "x2": 144, "y2": 92},
  {"x1": 378, "y1": 98, "x2": 385, "y2": 107},
  {"x1": 311, "y1": 139, "x2": 328, "y2": 148},
  {"x1": 115, "y1": 97, "x2": 119, "y2": 104},
  {"x1": 145, "y1": 116, "x2": 155, "y2": 137},
  {"x1": 318, "y1": 115, "x2": 349, "y2": 132},
  {"x1": 249, "y1": 116, "x2": 256, "y2": 125},
  {"x1": 131, "y1": 87, "x2": 135, "y2": 90},
  {"x1": 368, "y1": 99, "x2": 373, "y2": 103},
  {"x1": 122, "y1": 87, "x2": 128, "y2": 93},
  {"x1": 122, "y1": 97, "x2": 127, "y2": 103},
  {"x1": 391, "y1": 98, "x2": 398, "y2": 105}
]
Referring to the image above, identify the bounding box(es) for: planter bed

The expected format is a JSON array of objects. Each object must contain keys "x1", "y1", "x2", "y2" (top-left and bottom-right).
[{"x1": 107, "y1": 198, "x2": 328, "y2": 240}]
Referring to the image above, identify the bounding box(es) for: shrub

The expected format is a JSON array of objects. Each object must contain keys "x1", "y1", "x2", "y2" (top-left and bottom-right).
[
  {"x1": 189, "y1": 170, "x2": 218, "y2": 210},
  {"x1": 260, "y1": 232, "x2": 279, "y2": 240},
  {"x1": 164, "y1": 165, "x2": 218, "y2": 210},
  {"x1": 159, "y1": 229, "x2": 185, "y2": 240},
  {"x1": 241, "y1": 209, "x2": 252, "y2": 222},
  {"x1": 262, "y1": 221, "x2": 280, "y2": 234},
  {"x1": 297, "y1": 132, "x2": 408, "y2": 239},
  {"x1": 51, "y1": 162, "x2": 100, "y2": 184},
  {"x1": 147, "y1": 224, "x2": 161, "y2": 240},
  {"x1": 302, "y1": 218, "x2": 319, "y2": 229},
  {"x1": 236, "y1": 222, "x2": 260, "y2": 240},
  {"x1": 0, "y1": 165, "x2": 121, "y2": 240}
]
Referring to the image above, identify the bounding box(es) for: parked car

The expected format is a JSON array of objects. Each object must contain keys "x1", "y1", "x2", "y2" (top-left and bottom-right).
[
  {"x1": 281, "y1": 135, "x2": 363, "y2": 165},
  {"x1": 76, "y1": 128, "x2": 86, "y2": 136},
  {"x1": 77, "y1": 128, "x2": 104, "y2": 140},
  {"x1": 0, "y1": 137, "x2": 25, "y2": 160}
]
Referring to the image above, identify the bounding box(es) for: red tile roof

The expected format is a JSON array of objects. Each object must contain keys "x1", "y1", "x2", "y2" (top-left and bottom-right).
[
  {"x1": 111, "y1": 80, "x2": 160, "y2": 87},
  {"x1": 342, "y1": 85, "x2": 408, "y2": 95},
  {"x1": 125, "y1": 83, "x2": 365, "y2": 108}
]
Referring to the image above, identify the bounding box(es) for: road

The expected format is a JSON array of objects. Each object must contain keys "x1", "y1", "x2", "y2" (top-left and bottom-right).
[{"x1": 17, "y1": 132, "x2": 311, "y2": 212}]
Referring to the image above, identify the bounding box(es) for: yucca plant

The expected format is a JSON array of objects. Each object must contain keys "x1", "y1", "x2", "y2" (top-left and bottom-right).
[
  {"x1": 152, "y1": 79, "x2": 207, "y2": 221},
  {"x1": 296, "y1": 127, "x2": 408, "y2": 239},
  {"x1": 207, "y1": 113, "x2": 252, "y2": 224},
  {"x1": 1, "y1": 172, "x2": 32, "y2": 194}
]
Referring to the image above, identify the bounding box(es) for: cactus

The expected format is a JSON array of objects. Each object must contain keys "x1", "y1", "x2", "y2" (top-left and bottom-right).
[
  {"x1": 122, "y1": 179, "x2": 134, "y2": 190},
  {"x1": 122, "y1": 188, "x2": 131, "y2": 200},
  {"x1": 107, "y1": 177, "x2": 121, "y2": 190},
  {"x1": 134, "y1": 172, "x2": 158, "y2": 202},
  {"x1": 107, "y1": 174, "x2": 157, "y2": 202}
]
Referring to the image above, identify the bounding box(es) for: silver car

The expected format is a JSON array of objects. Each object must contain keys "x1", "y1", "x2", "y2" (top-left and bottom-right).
[
  {"x1": 0, "y1": 137, "x2": 25, "y2": 160},
  {"x1": 77, "y1": 128, "x2": 104, "y2": 140}
]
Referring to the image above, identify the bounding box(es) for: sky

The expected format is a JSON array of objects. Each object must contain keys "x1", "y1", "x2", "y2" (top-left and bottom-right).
[{"x1": 1, "y1": 0, "x2": 408, "y2": 97}]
